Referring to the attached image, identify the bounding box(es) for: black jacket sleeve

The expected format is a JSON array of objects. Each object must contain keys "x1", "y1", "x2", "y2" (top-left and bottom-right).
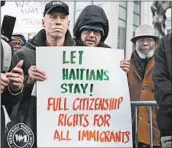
[
  {"x1": 1, "y1": 53, "x2": 23, "y2": 115},
  {"x1": 153, "y1": 35, "x2": 172, "y2": 109},
  {"x1": 152, "y1": 35, "x2": 172, "y2": 136},
  {"x1": 15, "y1": 48, "x2": 35, "y2": 99}
]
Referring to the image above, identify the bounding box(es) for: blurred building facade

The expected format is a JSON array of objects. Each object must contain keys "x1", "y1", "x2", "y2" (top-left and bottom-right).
[{"x1": 1, "y1": 1, "x2": 171, "y2": 58}]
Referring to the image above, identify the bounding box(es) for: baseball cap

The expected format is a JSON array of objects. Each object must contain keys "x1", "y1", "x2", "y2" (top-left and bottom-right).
[{"x1": 43, "y1": 1, "x2": 69, "y2": 16}]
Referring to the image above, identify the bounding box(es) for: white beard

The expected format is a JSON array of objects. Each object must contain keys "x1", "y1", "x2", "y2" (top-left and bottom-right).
[{"x1": 136, "y1": 47, "x2": 155, "y2": 59}]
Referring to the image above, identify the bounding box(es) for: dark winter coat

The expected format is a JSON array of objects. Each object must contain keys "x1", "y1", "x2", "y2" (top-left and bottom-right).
[
  {"x1": 1, "y1": 41, "x2": 23, "y2": 148},
  {"x1": 4, "y1": 29, "x2": 75, "y2": 148},
  {"x1": 152, "y1": 34, "x2": 172, "y2": 137}
]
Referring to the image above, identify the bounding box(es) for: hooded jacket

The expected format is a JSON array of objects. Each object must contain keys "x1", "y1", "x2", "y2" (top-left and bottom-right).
[{"x1": 73, "y1": 5, "x2": 110, "y2": 48}]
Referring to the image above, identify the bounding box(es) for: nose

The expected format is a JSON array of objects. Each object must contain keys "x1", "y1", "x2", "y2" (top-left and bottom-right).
[
  {"x1": 55, "y1": 16, "x2": 61, "y2": 24},
  {"x1": 143, "y1": 40, "x2": 149, "y2": 45},
  {"x1": 89, "y1": 31, "x2": 95, "y2": 36}
]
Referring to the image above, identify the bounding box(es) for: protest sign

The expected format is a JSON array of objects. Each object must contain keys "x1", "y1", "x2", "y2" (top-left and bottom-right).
[{"x1": 36, "y1": 47, "x2": 132, "y2": 147}]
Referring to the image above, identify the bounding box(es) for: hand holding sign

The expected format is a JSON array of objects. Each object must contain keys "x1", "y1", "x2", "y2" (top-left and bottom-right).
[
  {"x1": 28, "y1": 65, "x2": 47, "y2": 81},
  {"x1": 120, "y1": 59, "x2": 130, "y2": 73}
]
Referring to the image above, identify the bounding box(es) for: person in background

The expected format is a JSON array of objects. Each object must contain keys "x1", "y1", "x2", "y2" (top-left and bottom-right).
[
  {"x1": 6, "y1": 1, "x2": 75, "y2": 147},
  {"x1": 125, "y1": 24, "x2": 160, "y2": 148},
  {"x1": 152, "y1": 33, "x2": 172, "y2": 148},
  {"x1": 1, "y1": 36, "x2": 24, "y2": 148},
  {"x1": 74, "y1": 4, "x2": 130, "y2": 72},
  {"x1": 10, "y1": 33, "x2": 26, "y2": 51}
]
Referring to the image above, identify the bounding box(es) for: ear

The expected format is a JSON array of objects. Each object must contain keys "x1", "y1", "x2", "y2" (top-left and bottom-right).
[
  {"x1": 42, "y1": 18, "x2": 45, "y2": 28},
  {"x1": 68, "y1": 20, "x2": 70, "y2": 28}
]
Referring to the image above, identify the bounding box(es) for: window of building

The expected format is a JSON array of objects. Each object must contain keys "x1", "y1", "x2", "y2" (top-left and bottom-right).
[
  {"x1": 117, "y1": 2, "x2": 127, "y2": 51},
  {"x1": 117, "y1": 20, "x2": 127, "y2": 50},
  {"x1": 133, "y1": 14, "x2": 140, "y2": 27},
  {"x1": 119, "y1": 7, "x2": 127, "y2": 20},
  {"x1": 133, "y1": 1, "x2": 141, "y2": 37},
  {"x1": 132, "y1": 2, "x2": 141, "y2": 51},
  {"x1": 119, "y1": 2, "x2": 127, "y2": 8},
  {"x1": 133, "y1": 1, "x2": 141, "y2": 14}
]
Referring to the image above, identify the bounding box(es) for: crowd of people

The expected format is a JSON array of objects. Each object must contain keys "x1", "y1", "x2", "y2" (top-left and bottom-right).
[{"x1": 1, "y1": 1, "x2": 172, "y2": 148}]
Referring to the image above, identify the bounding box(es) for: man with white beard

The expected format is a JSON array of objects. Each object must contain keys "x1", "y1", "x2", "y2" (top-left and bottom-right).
[{"x1": 126, "y1": 24, "x2": 160, "y2": 148}]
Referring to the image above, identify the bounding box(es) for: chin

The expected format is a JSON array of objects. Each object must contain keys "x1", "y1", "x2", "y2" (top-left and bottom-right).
[
  {"x1": 53, "y1": 30, "x2": 64, "y2": 35},
  {"x1": 86, "y1": 44, "x2": 95, "y2": 47},
  {"x1": 52, "y1": 33, "x2": 64, "y2": 38},
  {"x1": 85, "y1": 42, "x2": 96, "y2": 47}
]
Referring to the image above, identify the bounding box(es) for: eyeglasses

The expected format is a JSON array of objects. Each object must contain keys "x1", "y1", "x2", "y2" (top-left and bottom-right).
[
  {"x1": 137, "y1": 37, "x2": 155, "y2": 44},
  {"x1": 82, "y1": 29, "x2": 101, "y2": 36}
]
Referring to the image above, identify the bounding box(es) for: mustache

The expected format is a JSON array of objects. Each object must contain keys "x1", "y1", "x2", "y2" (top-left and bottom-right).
[
  {"x1": 136, "y1": 45, "x2": 151, "y2": 50},
  {"x1": 136, "y1": 46, "x2": 155, "y2": 52},
  {"x1": 136, "y1": 48, "x2": 155, "y2": 59}
]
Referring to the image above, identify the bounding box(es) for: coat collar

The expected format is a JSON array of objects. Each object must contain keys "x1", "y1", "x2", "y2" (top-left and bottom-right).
[{"x1": 131, "y1": 52, "x2": 155, "y2": 81}]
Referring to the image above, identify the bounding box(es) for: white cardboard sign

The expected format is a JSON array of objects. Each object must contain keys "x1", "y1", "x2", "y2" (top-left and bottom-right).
[{"x1": 36, "y1": 47, "x2": 132, "y2": 147}]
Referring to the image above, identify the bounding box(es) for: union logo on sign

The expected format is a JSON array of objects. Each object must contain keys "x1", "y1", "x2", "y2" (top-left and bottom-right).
[{"x1": 7, "y1": 123, "x2": 34, "y2": 148}]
